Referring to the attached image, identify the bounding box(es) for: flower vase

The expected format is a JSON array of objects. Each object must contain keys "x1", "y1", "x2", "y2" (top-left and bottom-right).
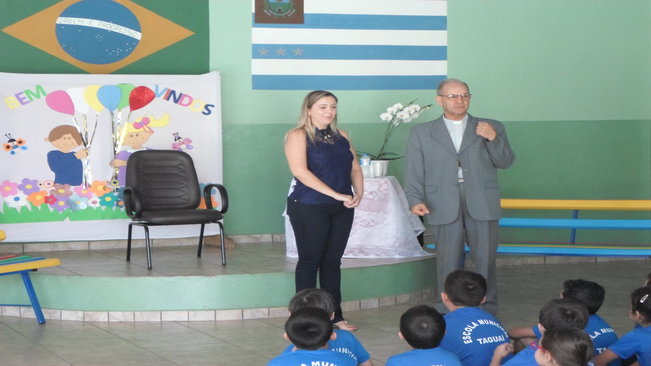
[{"x1": 370, "y1": 159, "x2": 389, "y2": 178}]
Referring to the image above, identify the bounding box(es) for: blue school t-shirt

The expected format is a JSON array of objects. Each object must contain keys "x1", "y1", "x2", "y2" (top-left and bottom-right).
[
  {"x1": 269, "y1": 348, "x2": 356, "y2": 366},
  {"x1": 609, "y1": 324, "x2": 651, "y2": 366},
  {"x1": 503, "y1": 343, "x2": 537, "y2": 366},
  {"x1": 386, "y1": 347, "x2": 462, "y2": 366},
  {"x1": 440, "y1": 307, "x2": 511, "y2": 365},
  {"x1": 282, "y1": 329, "x2": 371, "y2": 364}
]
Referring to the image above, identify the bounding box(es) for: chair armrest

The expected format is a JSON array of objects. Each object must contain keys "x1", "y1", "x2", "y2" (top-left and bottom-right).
[
  {"x1": 122, "y1": 186, "x2": 142, "y2": 218},
  {"x1": 203, "y1": 184, "x2": 229, "y2": 214}
]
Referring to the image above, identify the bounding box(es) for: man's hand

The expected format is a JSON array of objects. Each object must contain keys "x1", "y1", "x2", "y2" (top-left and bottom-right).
[
  {"x1": 410, "y1": 203, "x2": 430, "y2": 216},
  {"x1": 476, "y1": 121, "x2": 497, "y2": 141}
]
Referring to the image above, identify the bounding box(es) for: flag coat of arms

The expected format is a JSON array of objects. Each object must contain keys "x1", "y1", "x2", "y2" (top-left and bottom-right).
[{"x1": 252, "y1": 0, "x2": 447, "y2": 90}]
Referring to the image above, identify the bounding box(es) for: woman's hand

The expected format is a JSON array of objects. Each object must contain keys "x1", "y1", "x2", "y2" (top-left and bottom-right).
[
  {"x1": 333, "y1": 193, "x2": 354, "y2": 205},
  {"x1": 344, "y1": 195, "x2": 362, "y2": 208}
]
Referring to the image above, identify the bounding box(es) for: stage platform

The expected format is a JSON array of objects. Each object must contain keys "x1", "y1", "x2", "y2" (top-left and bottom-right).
[{"x1": 0, "y1": 241, "x2": 437, "y2": 323}]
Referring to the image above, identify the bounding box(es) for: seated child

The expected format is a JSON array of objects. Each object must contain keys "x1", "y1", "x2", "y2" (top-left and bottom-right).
[
  {"x1": 492, "y1": 298, "x2": 589, "y2": 366},
  {"x1": 283, "y1": 288, "x2": 373, "y2": 366},
  {"x1": 509, "y1": 279, "x2": 618, "y2": 360},
  {"x1": 534, "y1": 328, "x2": 595, "y2": 366},
  {"x1": 439, "y1": 270, "x2": 511, "y2": 365},
  {"x1": 594, "y1": 286, "x2": 651, "y2": 366},
  {"x1": 387, "y1": 304, "x2": 462, "y2": 366},
  {"x1": 268, "y1": 307, "x2": 356, "y2": 366}
]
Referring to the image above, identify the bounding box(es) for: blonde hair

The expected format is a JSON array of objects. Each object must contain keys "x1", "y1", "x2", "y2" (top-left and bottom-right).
[
  {"x1": 122, "y1": 113, "x2": 170, "y2": 134},
  {"x1": 296, "y1": 90, "x2": 339, "y2": 142}
]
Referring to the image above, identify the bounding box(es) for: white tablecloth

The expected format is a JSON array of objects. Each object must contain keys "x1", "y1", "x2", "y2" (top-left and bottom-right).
[{"x1": 285, "y1": 176, "x2": 430, "y2": 258}]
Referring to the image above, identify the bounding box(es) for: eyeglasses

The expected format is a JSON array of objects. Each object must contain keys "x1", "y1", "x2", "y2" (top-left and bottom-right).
[
  {"x1": 531, "y1": 342, "x2": 545, "y2": 351},
  {"x1": 438, "y1": 93, "x2": 472, "y2": 100}
]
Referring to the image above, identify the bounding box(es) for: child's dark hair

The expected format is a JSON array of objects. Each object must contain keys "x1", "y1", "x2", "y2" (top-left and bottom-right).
[
  {"x1": 288, "y1": 288, "x2": 335, "y2": 315},
  {"x1": 539, "y1": 298, "x2": 589, "y2": 331},
  {"x1": 443, "y1": 270, "x2": 487, "y2": 307},
  {"x1": 561, "y1": 279, "x2": 605, "y2": 315},
  {"x1": 399, "y1": 305, "x2": 446, "y2": 349},
  {"x1": 630, "y1": 286, "x2": 651, "y2": 323},
  {"x1": 540, "y1": 328, "x2": 594, "y2": 366},
  {"x1": 284, "y1": 307, "x2": 333, "y2": 350}
]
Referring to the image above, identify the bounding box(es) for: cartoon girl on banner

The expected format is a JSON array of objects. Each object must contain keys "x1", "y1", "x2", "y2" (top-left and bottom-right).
[{"x1": 109, "y1": 113, "x2": 170, "y2": 186}]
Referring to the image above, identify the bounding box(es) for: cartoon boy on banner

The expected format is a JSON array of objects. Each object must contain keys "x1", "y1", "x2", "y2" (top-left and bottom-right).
[{"x1": 44, "y1": 125, "x2": 88, "y2": 185}]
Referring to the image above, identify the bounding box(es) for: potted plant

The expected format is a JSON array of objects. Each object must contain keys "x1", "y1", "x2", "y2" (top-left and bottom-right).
[{"x1": 360, "y1": 100, "x2": 431, "y2": 177}]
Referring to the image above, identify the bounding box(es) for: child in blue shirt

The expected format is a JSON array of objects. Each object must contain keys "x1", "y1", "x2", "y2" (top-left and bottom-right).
[
  {"x1": 282, "y1": 288, "x2": 373, "y2": 366},
  {"x1": 534, "y1": 328, "x2": 594, "y2": 366},
  {"x1": 491, "y1": 298, "x2": 589, "y2": 366},
  {"x1": 509, "y1": 279, "x2": 618, "y2": 363},
  {"x1": 387, "y1": 305, "x2": 462, "y2": 366},
  {"x1": 439, "y1": 270, "x2": 511, "y2": 365},
  {"x1": 268, "y1": 307, "x2": 355, "y2": 366},
  {"x1": 594, "y1": 286, "x2": 651, "y2": 366}
]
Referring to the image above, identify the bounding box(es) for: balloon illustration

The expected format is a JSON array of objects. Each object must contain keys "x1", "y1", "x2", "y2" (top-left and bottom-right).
[
  {"x1": 97, "y1": 85, "x2": 122, "y2": 112},
  {"x1": 129, "y1": 86, "x2": 155, "y2": 111},
  {"x1": 84, "y1": 85, "x2": 104, "y2": 112},
  {"x1": 67, "y1": 87, "x2": 90, "y2": 114},
  {"x1": 45, "y1": 90, "x2": 75, "y2": 115},
  {"x1": 116, "y1": 83, "x2": 135, "y2": 110}
]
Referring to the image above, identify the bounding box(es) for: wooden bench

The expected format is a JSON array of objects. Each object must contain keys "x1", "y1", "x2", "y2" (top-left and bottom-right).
[
  {"x1": 425, "y1": 200, "x2": 651, "y2": 256},
  {"x1": 498, "y1": 199, "x2": 651, "y2": 256},
  {"x1": 0, "y1": 255, "x2": 61, "y2": 324}
]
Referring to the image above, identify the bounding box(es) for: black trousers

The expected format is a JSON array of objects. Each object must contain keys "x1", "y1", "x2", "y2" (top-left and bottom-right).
[{"x1": 287, "y1": 198, "x2": 354, "y2": 323}]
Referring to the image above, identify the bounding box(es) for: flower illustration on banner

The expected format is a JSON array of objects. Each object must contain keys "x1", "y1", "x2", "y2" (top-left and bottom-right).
[
  {"x1": 1, "y1": 180, "x2": 18, "y2": 197},
  {"x1": 52, "y1": 199, "x2": 70, "y2": 212},
  {"x1": 39, "y1": 180, "x2": 55, "y2": 190},
  {"x1": 18, "y1": 178, "x2": 40, "y2": 195},
  {"x1": 88, "y1": 197, "x2": 101, "y2": 208},
  {"x1": 99, "y1": 193, "x2": 116, "y2": 207},
  {"x1": 27, "y1": 190, "x2": 48, "y2": 206},
  {"x1": 52, "y1": 183, "x2": 73, "y2": 198},
  {"x1": 5, "y1": 192, "x2": 27, "y2": 209},
  {"x1": 44, "y1": 194, "x2": 57, "y2": 205},
  {"x1": 73, "y1": 185, "x2": 94, "y2": 198},
  {"x1": 68, "y1": 195, "x2": 89, "y2": 210},
  {"x1": 362, "y1": 100, "x2": 431, "y2": 160},
  {"x1": 90, "y1": 180, "x2": 112, "y2": 197}
]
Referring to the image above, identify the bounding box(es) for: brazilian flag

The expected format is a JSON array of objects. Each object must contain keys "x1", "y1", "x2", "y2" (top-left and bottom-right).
[{"x1": 0, "y1": 0, "x2": 209, "y2": 74}]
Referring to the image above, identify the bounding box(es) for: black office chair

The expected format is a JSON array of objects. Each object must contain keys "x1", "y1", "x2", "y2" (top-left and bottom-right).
[{"x1": 122, "y1": 150, "x2": 228, "y2": 269}]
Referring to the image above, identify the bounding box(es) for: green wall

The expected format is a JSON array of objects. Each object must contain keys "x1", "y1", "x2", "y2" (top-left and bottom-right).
[{"x1": 210, "y1": 0, "x2": 651, "y2": 239}]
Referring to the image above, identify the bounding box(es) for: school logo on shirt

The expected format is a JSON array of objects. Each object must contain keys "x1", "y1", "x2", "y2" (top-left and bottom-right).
[{"x1": 462, "y1": 319, "x2": 508, "y2": 344}]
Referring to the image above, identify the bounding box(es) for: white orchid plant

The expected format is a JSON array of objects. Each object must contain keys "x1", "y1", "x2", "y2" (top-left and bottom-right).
[{"x1": 362, "y1": 100, "x2": 432, "y2": 160}]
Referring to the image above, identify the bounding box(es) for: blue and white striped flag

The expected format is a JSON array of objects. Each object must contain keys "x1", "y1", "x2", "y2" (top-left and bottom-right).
[{"x1": 252, "y1": 0, "x2": 447, "y2": 90}]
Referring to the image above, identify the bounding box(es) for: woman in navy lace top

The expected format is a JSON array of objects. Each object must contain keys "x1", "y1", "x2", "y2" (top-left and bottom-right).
[{"x1": 285, "y1": 90, "x2": 364, "y2": 331}]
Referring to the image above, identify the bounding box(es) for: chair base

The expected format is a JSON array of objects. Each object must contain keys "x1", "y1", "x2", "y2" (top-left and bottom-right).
[{"x1": 127, "y1": 222, "x2": 227, "y2": 269}]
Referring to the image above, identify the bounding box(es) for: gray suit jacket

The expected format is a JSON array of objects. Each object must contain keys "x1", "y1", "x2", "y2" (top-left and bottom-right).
[{"x1": 404, "y1": 114, "x2": 515, "y2": 225}]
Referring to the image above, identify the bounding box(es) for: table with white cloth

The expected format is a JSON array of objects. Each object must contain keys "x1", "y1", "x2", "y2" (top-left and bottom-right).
[{"x1": 285, "y1": 176, "x2": 431, "y2": 258}]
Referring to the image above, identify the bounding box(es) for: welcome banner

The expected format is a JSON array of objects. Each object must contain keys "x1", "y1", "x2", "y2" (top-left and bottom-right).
[{"x1": 0, "y1": 71, "x2": 222, "y2": 243}]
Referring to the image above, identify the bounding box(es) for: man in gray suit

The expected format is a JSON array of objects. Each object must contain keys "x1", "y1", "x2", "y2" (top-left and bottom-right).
[{"x1": 404, "y1": 79, "x2": 515, "y2": 315}]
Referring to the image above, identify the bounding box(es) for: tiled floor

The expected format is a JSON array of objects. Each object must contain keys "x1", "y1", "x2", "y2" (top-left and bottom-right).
[{"x1": 0, "y1": 242, "x2": 649, "y2": 365}]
